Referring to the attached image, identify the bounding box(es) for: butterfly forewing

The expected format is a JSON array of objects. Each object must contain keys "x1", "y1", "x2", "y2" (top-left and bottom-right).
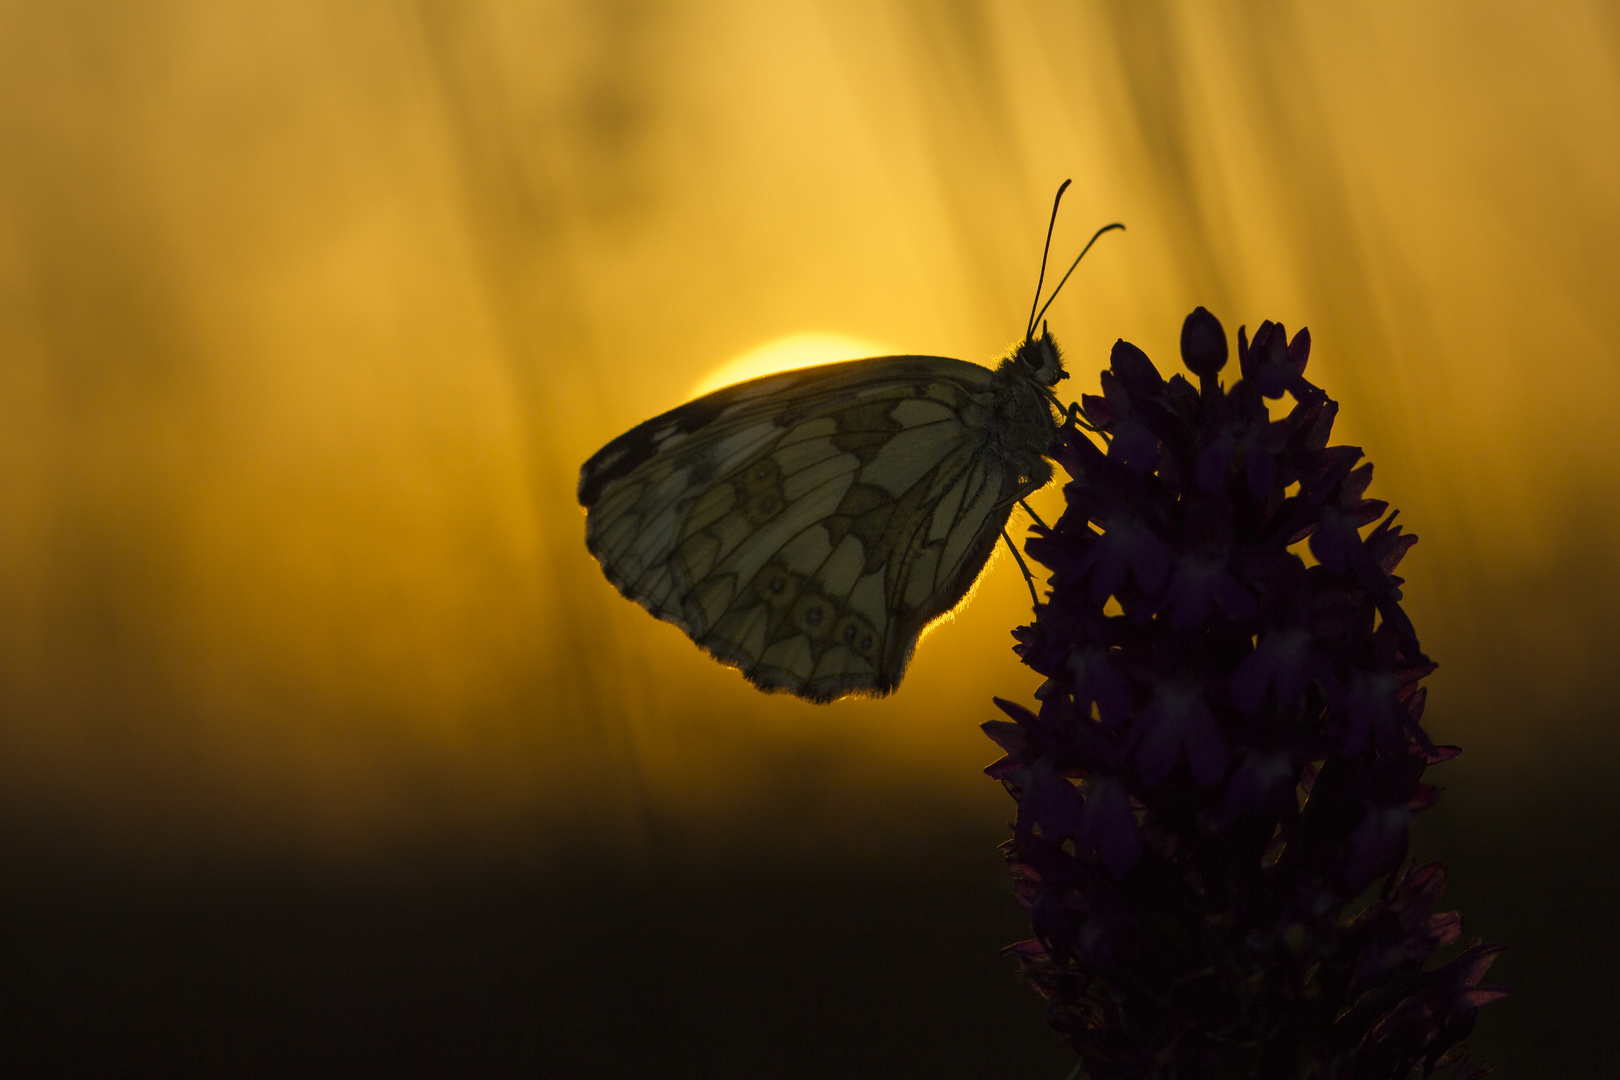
[{"x1": 578, "y1": 356, "x2": 1027, "y2": 702}]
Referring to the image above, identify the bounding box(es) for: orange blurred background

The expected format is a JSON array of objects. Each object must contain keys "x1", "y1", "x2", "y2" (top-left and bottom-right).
[{"x1": 0, "y1": 2, "x2": 1614, "y2": 1074}]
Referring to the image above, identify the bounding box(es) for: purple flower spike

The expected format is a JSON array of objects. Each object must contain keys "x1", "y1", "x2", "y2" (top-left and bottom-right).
[{"x1": 985, "y1": 309, "x2": 1505, "y2": 1079}]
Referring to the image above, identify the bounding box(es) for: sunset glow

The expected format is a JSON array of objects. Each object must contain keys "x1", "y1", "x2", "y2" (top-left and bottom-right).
[
  {"x1": 688, "y1": 332, "x2": 894, "y2": 400},
  {"x1": 0, "y1": 1, "x2": 1610, "y2": 855}
]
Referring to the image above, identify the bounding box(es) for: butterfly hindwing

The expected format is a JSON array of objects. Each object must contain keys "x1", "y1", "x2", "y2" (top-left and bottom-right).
[{"x1": 579, "y1": 356, "x2": 1024, "y2": 701}]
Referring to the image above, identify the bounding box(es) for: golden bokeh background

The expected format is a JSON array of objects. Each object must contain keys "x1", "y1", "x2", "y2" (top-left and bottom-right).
[{"x1": 0, "y1": 2, "x2": 1615, "y2": 1074}]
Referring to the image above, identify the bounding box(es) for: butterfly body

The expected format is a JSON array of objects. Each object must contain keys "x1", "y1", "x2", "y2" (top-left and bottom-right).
[{"x1": 577, "y1": 331, "x2": 1068, "y2": 702}]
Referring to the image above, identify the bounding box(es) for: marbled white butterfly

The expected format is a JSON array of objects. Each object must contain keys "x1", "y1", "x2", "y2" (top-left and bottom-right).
[{"x1": 578, "y1": 183, "x2": 1121, "y2": 702}]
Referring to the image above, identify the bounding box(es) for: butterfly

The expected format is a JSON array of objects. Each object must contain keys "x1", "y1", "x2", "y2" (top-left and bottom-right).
[{"x1": 578, "y1": 182, "x2": 1121, "y2": 702}]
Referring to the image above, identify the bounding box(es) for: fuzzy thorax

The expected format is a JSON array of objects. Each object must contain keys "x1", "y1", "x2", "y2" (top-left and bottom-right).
[{"x1": 988, "y1": 330, "x2": 1066, "y2": 489}]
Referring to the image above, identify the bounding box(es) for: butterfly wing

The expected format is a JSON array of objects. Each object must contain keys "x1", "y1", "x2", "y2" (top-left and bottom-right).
[{"x1": 578, "y1": 356, "x2": 1024, "y2": 701}]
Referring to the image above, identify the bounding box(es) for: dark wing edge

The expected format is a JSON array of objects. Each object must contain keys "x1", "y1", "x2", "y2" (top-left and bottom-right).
[
  {"x1": 871, "y1": 472, "x2": 1015, "y2": 701},
  {"x1": 581, "y1": 544, "x2": 843, "y2": 704},
  {"x1": 576, "y1": 355, "x2": 981, "y2": 508},
  {"x1": 897, "y1": 527, "x2": 1009, "y2": 685},
  {"x1": 791, "y1": 448, "x2": 1021, "y2": 703},
  {"x1": 637, "y1": 481, "x2": 1014, "y2": 705}
]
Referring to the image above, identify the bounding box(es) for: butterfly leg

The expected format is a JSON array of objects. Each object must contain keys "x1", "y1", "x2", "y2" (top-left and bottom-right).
[
  {"x1": 1001, "y1": 527, "x2": 1042, "y2": 610},
  {"x1": 1065, "y1": 400, "x2": 1105, "y2": 435},
  {"x1": 1017, "y1": 498, "x2": 1050, "y2": 531}
]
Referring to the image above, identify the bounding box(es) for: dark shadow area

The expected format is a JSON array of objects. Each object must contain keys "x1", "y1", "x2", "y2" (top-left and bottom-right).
[
  {"x1": 0, "y1": 768, "x2": 1613, "y2": 1080},
  {"x1": 0, "y1": 816, "x2": 1071, "y2": 1079},
  {"x1": 1409, "y1": 774, "x2": 1620, "y2": 1079}
]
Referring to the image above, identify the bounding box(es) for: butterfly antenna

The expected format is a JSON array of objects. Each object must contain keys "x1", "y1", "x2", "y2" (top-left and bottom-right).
[
  {"x1": 1026, "y1": 179, "x2": 1073, "y2": 341},
  {"x1": 1031, "y1": 221, "x2": 1126, "y2": 332}
]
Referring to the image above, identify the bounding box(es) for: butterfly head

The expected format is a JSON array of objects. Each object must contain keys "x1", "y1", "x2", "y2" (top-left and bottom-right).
[{"x1": 1013, "y1": 324, "x2": 1067, "y2": 387}]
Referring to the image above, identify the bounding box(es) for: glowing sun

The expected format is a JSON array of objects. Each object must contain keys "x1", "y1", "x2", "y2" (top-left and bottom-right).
[{"x1": 689, "y1": 332, "x2": 894, "y2": 399}]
